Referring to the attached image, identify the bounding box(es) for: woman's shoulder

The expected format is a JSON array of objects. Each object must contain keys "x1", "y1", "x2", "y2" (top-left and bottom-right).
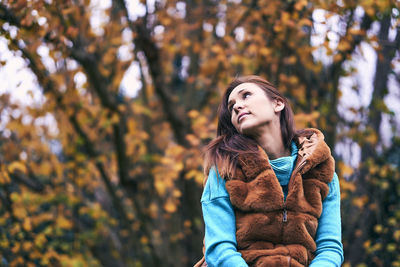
[
  {"x1": 296, "y1": 128, "x2": 325, "y2": 136},
  {"x1": 327, "y1": 172, "x2": 340, "y2": 197},
  {"x1": 201, "y1": 167, "x2": 230, "y2": 202}
]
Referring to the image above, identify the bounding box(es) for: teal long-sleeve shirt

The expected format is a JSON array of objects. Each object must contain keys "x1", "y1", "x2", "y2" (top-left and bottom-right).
[{"x1": 201, "y1": 142, "x2": 344, "y2": 267}]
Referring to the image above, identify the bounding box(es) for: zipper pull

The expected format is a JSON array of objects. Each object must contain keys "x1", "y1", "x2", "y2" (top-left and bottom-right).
[{"x1": 283, "y1": 209, "x2": 287, "y2": 222}]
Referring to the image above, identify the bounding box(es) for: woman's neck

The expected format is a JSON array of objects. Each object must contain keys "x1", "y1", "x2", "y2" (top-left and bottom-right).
[{"x1": 253, "y1": 122, "x2": 290, "y2": 160}]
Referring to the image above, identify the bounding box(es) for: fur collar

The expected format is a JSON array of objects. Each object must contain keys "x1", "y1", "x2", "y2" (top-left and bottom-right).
[{"x1": 236, "y1": 128, "x2": 333, "y2": 183}]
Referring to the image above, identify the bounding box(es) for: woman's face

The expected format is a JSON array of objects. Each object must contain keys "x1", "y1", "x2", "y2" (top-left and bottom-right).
[{"x1": 227, "y1": 82, "x2": 283, "y2": 136}]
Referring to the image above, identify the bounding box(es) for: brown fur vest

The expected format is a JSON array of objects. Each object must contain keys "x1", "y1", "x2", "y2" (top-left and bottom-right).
[{"x1": 225, "y1": 128, "x2": 334, "y2": 267}]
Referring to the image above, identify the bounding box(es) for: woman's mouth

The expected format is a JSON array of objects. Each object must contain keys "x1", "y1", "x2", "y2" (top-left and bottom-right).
[{"x1": 238, "y1": 113, "x2": 250, "y2": 122}]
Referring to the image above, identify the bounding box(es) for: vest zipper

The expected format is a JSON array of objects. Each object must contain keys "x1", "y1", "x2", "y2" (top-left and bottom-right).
[
  {"x1": 283, "y1": 208, "x2": 287, "y2": 222},
  {"x1": 282, "y1": 159, "x2": 307, "y2": 223}
]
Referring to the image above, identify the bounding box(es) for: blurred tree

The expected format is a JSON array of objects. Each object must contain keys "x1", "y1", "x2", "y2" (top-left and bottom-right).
[{"x1": 0, "y1": 0, "x2": 399, "y2": 266}]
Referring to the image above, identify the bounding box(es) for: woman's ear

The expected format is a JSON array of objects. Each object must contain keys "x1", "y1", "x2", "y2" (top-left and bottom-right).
[{"x1": 274, "y1": 99, "x2": 285, "y2": 112}]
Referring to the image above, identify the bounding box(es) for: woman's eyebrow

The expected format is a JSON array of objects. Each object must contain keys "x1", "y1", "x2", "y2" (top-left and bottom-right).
[{"x1": 228, "y1": 88, "x2": 246, "y2": 106}]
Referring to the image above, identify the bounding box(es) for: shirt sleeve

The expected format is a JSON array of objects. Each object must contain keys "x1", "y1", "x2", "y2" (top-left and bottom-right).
[
  {"x1": 201, "y1": 168, "x2": 249, "y2": 267},
  {"x1": 309, "y1": 172, "x2": 344, "y2": 267}
]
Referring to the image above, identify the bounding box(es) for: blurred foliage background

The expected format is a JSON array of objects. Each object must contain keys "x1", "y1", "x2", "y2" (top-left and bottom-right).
[{"x1": 0, "y1": 0, "x2": 399, "y2": 266}]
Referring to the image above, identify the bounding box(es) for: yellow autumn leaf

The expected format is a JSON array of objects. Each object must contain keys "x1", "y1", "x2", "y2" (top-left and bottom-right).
[
  {"x1": 0, "y1": 238, "x2": 9, "y2": 248},
  {"x1": 155, "y1": 180, "x2": 167, "y2": 196},
  {"x1": 99, "y1": 65, "x2": 111, "y2": 76},
  {"x1": 23, "y1": 217, "x2": 32, "y2": 232},
  {"x1": 386, "y1": 243, "x2": 396, "y2": 252},
  {"x1": 280, "y1": 12, "x2": 290, "y2": 24},
  {"x1": 182, "y1": 39, "x2": 191, "y2": 47},
  {"x1": 364, "y1": 7, "x2": 375, "y2": 17},
  {"x1": 340, "y1": 179, "x2": 356, "y2": 192},
  {"x1": 185, "y1": 169, "x2": 198, "y2": 180},
  {"x1": 185, "y1": 134, "x2": 200, "y2": 146},
  {"x1": 172, "y1": 189, "x2": 182, "y2": 198},
  {"x1": 260, "y1": 47, "x2": 272, "y2": 56},
  {"x1": 56, "y1": 216, "x2": 73, "y2": 230},
  {"x1": 337, "y1": 39, "x2": 352, "y2": 51},
  {"x1": 187, "y1": 109, "x2": 200, "y2": 119},
  {"x1": 34, "y1": 233, "x2": 47, "y2": 248},
  {"x1": 149, "y1": 202, "x2": 159, "y2": 219},
  {"x1": 288, "y1": 75, "x2": 299, "y2": 84},
  {"x1": 8, "y1": 161, "x2": 27, "y2": 174},
  {"x1": 339, "y1": 162, "x2": 354, "y2": 177},
  {"x1": 184, "y1": 220, "x2": 192, "y2": 228},
  {"x1": 211, "y1": 45, "x2": 223, "y2": 54},
  {"x1": 349, "y1": 28, "x2": 365, "y2": 36},
  {"x1": 164, "y1": 199, "x2": 177, "y2": 213},
  {"x1": 0, "y1": 216, "x2": 7, "y2": 226},
  {"x1": 22, "y1": 241, "x2": 33, "y2": 251},
  {"x1": 140, "y1": 236, "x2": 149, "y2": 245},
  {"x1": 167, "y1": 145, "x2": 185, "y2": 157},
  {"x1": 380, "y1": 181, "x2": 389, "y2": 190},
  {"x1": 363, "y1": 239, "x2": 371, "y2": 249},
  {"x1": 299, "y1": 18, "x2": 312, "y2": 27},
  {"x1": 103, "y1": 50, "x2": 116, "y2": 65},
  {"x1": 333, "y1": 53, "x2": 343, "y2": 63},
  {"x1": 294, "y1": 0, "x2": 307, "y2": 10},
  {"x1": 173, "y1": 162, "x2": 184, "y2": 172},
  {"x1": 29, "y1": 250, "x2": 42, "y2": 260},
  {"x1": 13, "y1": 206, "x2": 27, "y2": 219},
  {"x1": 10, "y1": 223, "x2": 21, "y2": 235},
  {"x1": 41, "y1": 248, "x2": 60, "y2": 265},
  {"x1": 91, "y1": 203, "x2": 104, "y2": 220},
  {"x1": 352, "y1": 196, "x2": 368, "y2": 208},
  {"x1": 374, "y1": 224, "x2": 383, "y2": 233},
  {"x1": 110, "y1": 113, "x2": 120, "y2": 124},
  {"x1": 365, "y1": 132, "x2": 378, "y2": 145},
  {"x1": 394, "y1": 230, "x2": 400, "y2": 241},
  {"x1": 195, "y1": 171, "x2": 204, "y2": 185},
  {"x1": 273, "y1": 24, "x2": 283, "y2": 33},
  {"x1": 294, "y1": 111, "x2": 319, "y2": 129},
  {"x1": 11, "y1": 242, "x2": 20, "y2": 254},
  {"x1": 379, "y1": 166, "x2": 388, "y2": 177},
  {"x1": 0, "y1": 170, "x2": 11, "y2": 184},
  {"x1": 39, "y1": 161, "x2": 52, "y2": 176},
  {"x1": 111, "y1": 36, "x2": 122, "y2": 46},
  {"x1": 231, "y1": 55, "x2": 242, "y2": 64}
]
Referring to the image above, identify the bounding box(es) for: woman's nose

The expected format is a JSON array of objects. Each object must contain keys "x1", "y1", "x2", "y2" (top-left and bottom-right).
[{"x1": 233, "y1": 102, "x2": 244, "y2": 113}]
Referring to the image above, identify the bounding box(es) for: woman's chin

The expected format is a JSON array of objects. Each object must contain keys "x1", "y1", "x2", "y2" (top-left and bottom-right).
[{"x1": 239, "y1": 125, "x2": 256, "y2": 136}]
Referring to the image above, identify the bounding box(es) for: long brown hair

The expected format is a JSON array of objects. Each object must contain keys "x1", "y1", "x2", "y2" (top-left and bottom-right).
[{"x1": 203, "y1": 75, "x2": 296, "y2": 180}]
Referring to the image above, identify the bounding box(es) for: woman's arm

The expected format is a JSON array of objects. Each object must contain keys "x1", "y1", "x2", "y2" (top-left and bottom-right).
[
  {"x1": 201, "y1": 168, "x2": 248, "y2": 267},
  {"x1": 309, "y1": 173, "x2": 344, "y2": 267}
]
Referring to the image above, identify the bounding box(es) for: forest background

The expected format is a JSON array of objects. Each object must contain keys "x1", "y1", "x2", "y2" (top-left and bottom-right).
[{"x1": 0, "y1": 0, "x2": 399, "y2": 266}]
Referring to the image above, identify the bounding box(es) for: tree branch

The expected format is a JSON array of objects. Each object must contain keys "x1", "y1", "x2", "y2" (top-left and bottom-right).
[
  {"x1": 113, "y1": 0, "x2": 189, "y2": 146},
  {"x1": 324, "y1": 12, "x2": 373, "y2": 147},
  {"x1": 49, "y1": 3, "x2": 133, "y2": 189},
  {"x1": 68, "y1": 49, "x2": 120, "y2": 111},
  {"x1": 10, "y1": 170, "x2": 45, "y2": 192},
  {"x1": 7, "y1": 36, "x2": 133, "y2": 234},
  {"x1": 346, "y1": 15, "x2": 399, "y2": 265}
]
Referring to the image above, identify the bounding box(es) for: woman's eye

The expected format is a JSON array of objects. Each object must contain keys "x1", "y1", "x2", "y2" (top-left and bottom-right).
[{"x1": 243, "y1": 92, "x2": 250, "y2": 99}]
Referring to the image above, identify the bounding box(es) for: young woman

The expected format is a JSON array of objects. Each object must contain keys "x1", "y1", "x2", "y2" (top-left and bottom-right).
[{"x1": 196, "y1": 76, "x2": 344, "y2": 267}]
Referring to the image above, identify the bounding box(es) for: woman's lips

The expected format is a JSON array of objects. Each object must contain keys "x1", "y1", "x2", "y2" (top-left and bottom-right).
[{"x1": 238, "y1": 113, "x2": 250, "y2": 122}]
